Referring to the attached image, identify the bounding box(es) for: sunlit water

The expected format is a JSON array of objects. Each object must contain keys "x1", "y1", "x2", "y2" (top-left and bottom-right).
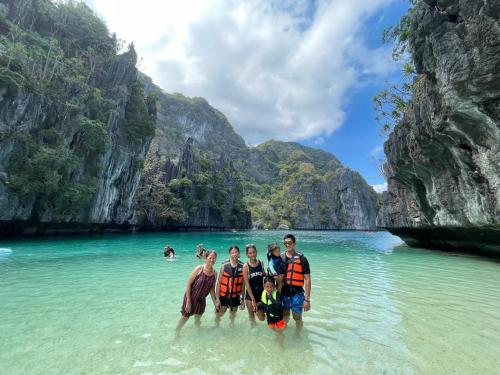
[{"x1": 1, "y1": 231, "x2": 499, "y2": 375}]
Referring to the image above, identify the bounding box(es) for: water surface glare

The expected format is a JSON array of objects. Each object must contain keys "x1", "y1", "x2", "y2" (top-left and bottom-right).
[{"x1": 1, "y1": 231, "x2": 499, "y2": 374}]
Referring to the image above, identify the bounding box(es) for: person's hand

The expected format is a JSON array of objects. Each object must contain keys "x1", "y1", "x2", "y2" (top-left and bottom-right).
[
  {"x1": 303, "y1": 299, "x2": 311, "y2": 312},
  {"x1": 215, "y1": 299, "x2": 221, "y2": 312},
  {"x1": 240, "y1": 298, "x2": 245, "y2": 310},
  {"x1": 251, "y1": 299, "x2": 257, "y2": 312},
  {"x1": 185, "y1": 300, "x2": 192, "y2": 314}
]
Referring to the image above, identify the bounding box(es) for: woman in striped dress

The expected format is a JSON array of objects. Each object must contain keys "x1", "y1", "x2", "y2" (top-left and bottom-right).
[{"x1": 176, "y1": 251, "x2": 218, "y2": 338}]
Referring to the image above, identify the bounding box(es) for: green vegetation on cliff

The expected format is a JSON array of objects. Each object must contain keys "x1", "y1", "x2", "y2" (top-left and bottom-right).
[
  {"x1": 135, "y1": 140, "x2": 249, "y2": 228},
  {"x1": 139, "y1": 76, "x2": 380, "y2": 230},
  {"x1": 0, "y1": 0, "x2": 154, "y2": 216}
]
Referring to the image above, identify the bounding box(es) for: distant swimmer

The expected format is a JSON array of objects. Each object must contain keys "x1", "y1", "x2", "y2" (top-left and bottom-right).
[
  {"x1": 164, "y1": 245, "x2": 175, "y2": 259},
  {"x1": 196, "y1": 244, "x2": 207, "y2": 259}
]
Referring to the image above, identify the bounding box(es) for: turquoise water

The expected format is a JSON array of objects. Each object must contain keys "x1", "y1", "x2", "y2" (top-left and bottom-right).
[{"x1": 1, "y1": 231, "x2": 499, "y2": 375}]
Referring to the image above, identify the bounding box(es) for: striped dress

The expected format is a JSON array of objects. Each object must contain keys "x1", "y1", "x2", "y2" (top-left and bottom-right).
[{"x1": 181, "y1": 267, "x2": 216, "y2": 317}]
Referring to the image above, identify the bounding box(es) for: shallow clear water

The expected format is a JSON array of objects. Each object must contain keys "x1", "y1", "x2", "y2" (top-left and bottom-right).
[{"x1": 1, "y1": 231, "x2": 499, "y2": 375}]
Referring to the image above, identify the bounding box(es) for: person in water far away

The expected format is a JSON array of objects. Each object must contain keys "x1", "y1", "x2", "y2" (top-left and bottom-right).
[
  {"x1": 164, "y1": 245, "x2": 175, "y2": 258},
  {"x1": 280, "y1": 234, "x2": 311, "y2": 334},
  {"x1": 196, "y1": 244, "x2": 207, "y2": 259},
  {"x1": 215, "y1": 245, "x2": 245, "y2": 327},
  {"x1": 176, "y1": 251, "x2": 218, "y2": 338},
  {"x1": 258, "y1": 276, "x2": 286, "y2": 347}
]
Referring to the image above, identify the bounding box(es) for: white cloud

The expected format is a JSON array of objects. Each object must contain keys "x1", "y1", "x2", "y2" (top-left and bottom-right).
[
  {"x1": 372, "y1": 182, "x2": 387, "y2": 193},
  {"x1": 84, "y1": 0, "x2": 395, "y2": 145},
  {"x1": 369, "y1": 145, "x2": 384, "y2": 158}
]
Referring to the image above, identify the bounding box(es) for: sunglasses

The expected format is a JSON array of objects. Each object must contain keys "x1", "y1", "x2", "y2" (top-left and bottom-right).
[
  {"x1": 284, "y1": 241, "x2": 293, "y2": 245},
  {"x1": 245, "y1": 243, "x2": 256, "y2": 249}
]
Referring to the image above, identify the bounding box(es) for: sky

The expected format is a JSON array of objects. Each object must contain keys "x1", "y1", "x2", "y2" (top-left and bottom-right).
[{"x1": 83, "y1": 0, "x2": 411, "y2": 192}]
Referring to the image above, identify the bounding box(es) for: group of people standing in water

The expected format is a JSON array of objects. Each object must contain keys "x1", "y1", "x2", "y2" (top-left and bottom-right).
[{"x1": 175, "y1": 234, "x2": 311, "y2": 344}]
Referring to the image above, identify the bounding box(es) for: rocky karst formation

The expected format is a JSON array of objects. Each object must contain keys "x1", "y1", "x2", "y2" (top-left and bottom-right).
[
  {"x1": 134, "y1": 138, "x2": 251, "y2": 230},
  {"x1": 381, "y1": 0, "x2": 500, "y2": 254},
  {"x1": 0, "y1": 0, "x2": 155, "y2": 235},
  {"x1": 140, "y1": 74, "x2": 381, "y2": 230},
  {"x1": 0, "y1": 0, "x2": 381, "y2": 236}
]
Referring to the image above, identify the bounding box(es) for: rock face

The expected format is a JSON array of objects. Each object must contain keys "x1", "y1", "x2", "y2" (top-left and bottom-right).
[
  {"x1": 246, "y1": 141, "x2": 380, "y2": 230},
  {"x1": 134, "y1": 138, "x2": 251, "y2": 230},
  {"x1": 140, "y1": 74, "x2": 247, "y2": 160},
  {"x1": 140, "y1": 76, "x2": 380, "y2": 230},
  {"x1": 381, "y1": 0, "x2": 500, "y2": 254},
  {"x1": 0, "y1": 1, "x2": 155, "y2": 236}
]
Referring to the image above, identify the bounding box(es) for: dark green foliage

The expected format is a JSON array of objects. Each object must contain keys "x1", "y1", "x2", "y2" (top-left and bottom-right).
[
  {"x1": 124, "y1": 81, "x2": 155, "y2": 143},
  {"x1": 7, "y1": 133, "x2": 97, "y2": 215},
  {"x1": 373, "y1": 1, "x2": 419, "y2": 135},
  {"x1": 0, "y1": 0, "x2": 152, "y2": 217},
  {"x1": 382, "y1": 0, "x2": 419, "y2": 60},
  {"x1": 78, "y1": 118, "x2": 108, "y2": 156},
  {"x1": 134, "y1": 147, "x2": 188, "y2": 225},
  {"x1": 242, "y1": 141, "x2": 343, "y2": 229}
]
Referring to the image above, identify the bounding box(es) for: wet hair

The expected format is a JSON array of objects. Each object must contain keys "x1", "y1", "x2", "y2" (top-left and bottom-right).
[
  {"x1": 245, "y1": 244, "x2": 257, "y2": 254},
  {"x1": 197, "y1": 243, "x2": 203, "y2": 248},
  {"x1": 228, "y1": 245, "x2": 240, "y2": 254},
  {"x1": 205, "y1": 250, "x2": 217, "y2": 258},
  {"x1": 264, "y1": 276, "x2": 275, "y2": 285},
  {"x1": 283, "y1": 234, "x2": 296, "y2": 243}
]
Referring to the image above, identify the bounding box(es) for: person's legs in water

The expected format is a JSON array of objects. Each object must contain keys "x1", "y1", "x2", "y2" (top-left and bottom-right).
[
  {"x1": 175, "y1": 316, "x2": 189, "y2": 339},
  {"x1": 292, "y1": 312, "x2": 303, "y2": 334},
  {"x1": 290, "y1": 293, "x2": 305, "y2": 334},
  {"x1": 271, "y1": 326, "x2": 285, "y2": 349},
  {"x1": 229, "y1": 306, "x2": 237, "y2": 327},
  {"x1": 245, "y1": 299, "x2": 256, "y2": 326},
  {"x1": 283, "y1": 309, "x2": 291, "y2": 323},
  {"x1": 194, "y1": 314, "x2": 202, "y2": 328},
  {"x1": 215, "y1": 306, "x2": 227, "y2": 327}
]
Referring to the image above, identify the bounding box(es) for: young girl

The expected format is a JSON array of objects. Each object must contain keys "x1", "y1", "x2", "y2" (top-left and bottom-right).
[
  {"x1": 258, "y1": 276, "x2": 286, "y2": 347},
  {"x1": 243, "y1": 244, "x2": 265, "y2": 326}
]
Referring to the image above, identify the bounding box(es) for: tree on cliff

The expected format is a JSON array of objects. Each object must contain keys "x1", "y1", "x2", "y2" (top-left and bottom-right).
[{"x1": 373, "y1": 0, "x2": 418, "y2": 135}]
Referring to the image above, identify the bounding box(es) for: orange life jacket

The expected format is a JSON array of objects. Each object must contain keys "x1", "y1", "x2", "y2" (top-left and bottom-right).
[
  {"x1": 281, "y1": 252, "x2": 305, "y2": 288},
  {"x1": 219, "y1": 261, "x2": 244, "y2": 298}
]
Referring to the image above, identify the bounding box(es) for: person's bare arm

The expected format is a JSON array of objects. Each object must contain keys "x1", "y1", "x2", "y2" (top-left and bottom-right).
[
  {"x1": 242, "y1": 263, "x2": 255, "y2": 301},
  {"x1": 210, "y1": 271, "x2": 218, "y2": 306},
  {"x1": 240, "y1": 279, "x2": 246, "y2": 309},
  {"x1": 303, "y1": 273, "x2": 311, "y2": 311},
  {"x1": 215, "y1": 265, "x2": 224, "y2": 300}
]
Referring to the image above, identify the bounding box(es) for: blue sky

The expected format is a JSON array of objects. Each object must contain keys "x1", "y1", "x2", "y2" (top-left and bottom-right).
[
  {"x1": 304, "y1": 2, "x2": 411, "y2": 189},
  {"x1": 84, "y1": 0, "x2": 411, "y2": 191}
]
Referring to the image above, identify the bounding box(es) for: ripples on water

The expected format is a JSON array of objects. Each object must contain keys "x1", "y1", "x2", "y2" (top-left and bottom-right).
[{"x1": 1, "y1": 231, "x2": 499, "y2": 374}]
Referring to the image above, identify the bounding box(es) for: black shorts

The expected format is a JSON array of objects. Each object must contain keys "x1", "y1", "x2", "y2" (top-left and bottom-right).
[
  {"x1": 219, "y1": 296, "x2": 241, "y2": 310},
  {"x1": 245, "y1": 290, "x2": 263, "y2": 303}
]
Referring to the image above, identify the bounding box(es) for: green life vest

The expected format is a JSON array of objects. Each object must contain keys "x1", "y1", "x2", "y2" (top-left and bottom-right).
[{"x1": 261, "y1": 290, "x2": 282, "y2": 318}]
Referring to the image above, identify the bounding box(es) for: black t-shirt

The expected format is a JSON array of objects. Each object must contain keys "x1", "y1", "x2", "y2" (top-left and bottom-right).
[{"x1": 281, "y1": 251, "x2": 310, "y2": 297}]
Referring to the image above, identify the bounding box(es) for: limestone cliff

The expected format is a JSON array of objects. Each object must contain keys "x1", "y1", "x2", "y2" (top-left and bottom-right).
[
  {"x1": 381, "y1": 0, "x2": 500, "y2": 254},
  {"x1": 246, "y1": 141, "x2": 380, "y2": 230},
  {"x1": 0, "y1": 0, "x2": 155, "y2": 235},
  {"x1": 134, "y1": 138, "x2": 251, "y2": 230}
]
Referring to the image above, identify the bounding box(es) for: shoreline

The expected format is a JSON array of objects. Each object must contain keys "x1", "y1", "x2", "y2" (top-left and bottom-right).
[{"x1": 0, "y1": 220, "x2": 384, "y2": 239}]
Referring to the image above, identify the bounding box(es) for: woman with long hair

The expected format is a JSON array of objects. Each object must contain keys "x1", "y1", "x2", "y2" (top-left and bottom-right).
[{"x1": 176, "y1": 250, "x2": 218, "y2": 338}]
